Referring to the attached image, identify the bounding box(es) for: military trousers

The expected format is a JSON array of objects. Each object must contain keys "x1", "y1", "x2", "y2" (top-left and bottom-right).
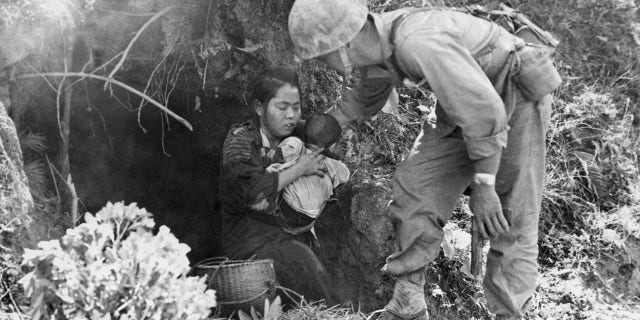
[{"x1": 385, "y1": 90, "x2": 552, "y2": 319}]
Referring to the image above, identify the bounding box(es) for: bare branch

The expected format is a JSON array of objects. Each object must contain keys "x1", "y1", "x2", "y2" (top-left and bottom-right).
[
  {"x1": 78, "y1": 51, "x2": 124, "y2": 81},
  {"x1": 19, "y1": 72, "x2": 193, "y2": 131},
  {"x1": 105, "y1": 5, "x2": 175, "y2": 87},
  {"x1": 97, "y1": 9, "x2": 157, "y2": 17},
  {"x1": 45, "y1": 155, "x2": 61, "y2": 207},
  {"x1": 83, "y1": 82, "x2": 114, "y2": 152},
  {"x1": 55, "y1": 75, "x2": 65, "y2": 141},
  {"x1": 136, "y1": 53, "x2": 169, "y2": 133},
  {"x1": 66, "y1": 175, "x2": 78, "y2": 226},
  {"x1": 24, "y1": 61, "x2": 57, "y2": 92}
]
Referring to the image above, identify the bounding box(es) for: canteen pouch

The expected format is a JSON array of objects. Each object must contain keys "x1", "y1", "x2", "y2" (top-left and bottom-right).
[{"x1": 513, "y1": 44, "x2": 562, "y2": 101}]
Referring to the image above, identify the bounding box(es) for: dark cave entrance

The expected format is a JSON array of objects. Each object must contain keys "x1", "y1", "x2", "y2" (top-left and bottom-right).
[{"x1": 17, "y1": 79, "x2": 252, "y2": 262}]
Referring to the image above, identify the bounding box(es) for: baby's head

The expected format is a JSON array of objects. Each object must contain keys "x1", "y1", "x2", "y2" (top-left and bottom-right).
[{"x1": 303, "y1": 113, "x2": 342, "y2": 154}]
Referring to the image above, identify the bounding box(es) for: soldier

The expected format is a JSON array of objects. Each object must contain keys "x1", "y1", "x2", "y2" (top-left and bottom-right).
[{"x1": 288, "y1": 1, "x2": 559, "y2": 319}]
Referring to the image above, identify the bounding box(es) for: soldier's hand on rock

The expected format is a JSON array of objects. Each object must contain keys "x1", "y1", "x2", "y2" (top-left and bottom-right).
[{"x1": 469, "y1": 184, "x2": 510, "y2": 239}]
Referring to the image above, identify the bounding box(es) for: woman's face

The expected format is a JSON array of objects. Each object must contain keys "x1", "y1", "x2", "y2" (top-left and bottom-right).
[{"x1": 257, "y1": 83, "x2": 301, "y2": 141}]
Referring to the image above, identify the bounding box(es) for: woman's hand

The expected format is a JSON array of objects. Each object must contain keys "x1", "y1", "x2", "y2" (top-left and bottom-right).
[
  {"x1": 277, "y1": 148, "x2": 326, "y2": 191},
  {"x1": 296, "y1": 148, "x2": 326, "y2": 177}
]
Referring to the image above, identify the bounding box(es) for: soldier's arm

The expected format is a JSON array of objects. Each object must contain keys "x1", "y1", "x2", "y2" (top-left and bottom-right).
[{"x1": 327, "y1": 66, "x2": 395, "y2": 127}]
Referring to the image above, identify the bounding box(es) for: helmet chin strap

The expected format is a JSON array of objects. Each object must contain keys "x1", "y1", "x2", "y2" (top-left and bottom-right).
[{"x1": 338, "y1": 45, "x2": 353, "y2": 91}]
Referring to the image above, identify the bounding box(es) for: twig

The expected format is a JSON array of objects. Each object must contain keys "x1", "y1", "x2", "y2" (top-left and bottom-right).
[
  {"x1": 162, "y1": 57, "x2": 184, "y2": 103},
  {"x1": 56, "y1": 28, "x2": 71, "y2": 144},
  {"x1": 200, "y1": 0, "x2": 214, "y2": 90},
  {"x1": 75, "y1": 52, "x2": 124, "y2": 84},
  {"x1": 66, "y1": 175, "x2": 78, "y2": 225},
  {"x1": 97, "y1": 8, "x2": 156, "y2": 16},
  {"x1": 0, "y1": 287, "x2": 10, "y2": 301},
  {"x1": 61, "y1": 70, "x2": 73, "y2": 181},
  {"x1": 44, "y1": 157, "x2": 79, "y2": 224},
  {"x1": 55, "y1": 73, "x2": 65, "y2": 142},
  {"x1": 136, "y1": 54, "x2": 169, "y2": 133},
  {"x1": 2, "y1": 280, "x2": 25, "y2": 318},
  {"x1": 24, "y1": 62, "x2": 57, "y2": 92},
  {"x1": 160, "y1": 112, "x2": 172, "y2": 157},
  {"x1": 0, "y1": 218, "x2": 19, "y2": 232},
  {"x1": 594, "y1": 271, "x2": 624, "y2": 303},
  {"x1": 18, "y1": 72, "x2": 193, "y2": 131},
  {"x1": 83, "y1": 82, "x2": 114, "y2": 152},
  {"x1": 105, "y1": 5, "x2": 175, "y2": 87},
  {"x1": 366, "y1": 309, "x2": 385, "y2": 320},
  {"x1": 274, "y1": 285, "x2": 305, "y2": 308},
  {"x1": 111, "y1": 90, "x2": 136, "y2": 112},
  {"x1": 45, "y1": 155, "x2": 61, "y2": 203},
  {"x1": 137, "y1": 51, "x2": 184, "y2": 143},
  {"x1": 46, "y1": 156, "x2": 78, "y2": 197}
]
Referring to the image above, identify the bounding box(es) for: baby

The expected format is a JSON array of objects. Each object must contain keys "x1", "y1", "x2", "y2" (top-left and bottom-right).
[{"x1": 267, "y1": 113, "x2": 350, "y2": 233}]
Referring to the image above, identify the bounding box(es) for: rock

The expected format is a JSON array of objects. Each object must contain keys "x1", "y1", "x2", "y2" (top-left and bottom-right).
[
  {"x1": 0, "y1": 100, "x2": 33, "y2": 231},
  {"x1": 315, "y1": 180, "x2": 397, "y2": 311},
  {"x1": 346, "y1": 181, "x2": 397, "y2": 308}
]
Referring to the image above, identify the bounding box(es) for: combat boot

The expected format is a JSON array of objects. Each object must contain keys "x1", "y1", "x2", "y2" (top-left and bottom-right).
[{"x1": 381, "y1": 269, "x2": 428, "y2": 320}]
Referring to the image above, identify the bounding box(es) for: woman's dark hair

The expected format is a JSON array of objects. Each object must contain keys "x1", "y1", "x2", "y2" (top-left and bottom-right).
[{"x1": 252, "y1": 68, "x2": 300, "y2": 105}]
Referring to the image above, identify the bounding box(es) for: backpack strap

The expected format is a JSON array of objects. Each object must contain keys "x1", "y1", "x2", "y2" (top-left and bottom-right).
[
  {"x1": 389, "y1": 9, "x2": 413, "y2": 45},
  {"x1": 387, "y1": 8, "x2": 430, "y2": 87},
  {"x1": 390, "y1": 4, "x2": 559, "y2": 48},
  {"x1": 465, "y1": 3, "x2": 559, "y2": 47}
]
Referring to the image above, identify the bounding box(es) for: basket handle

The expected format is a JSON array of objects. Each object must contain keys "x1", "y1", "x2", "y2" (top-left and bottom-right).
[{"x1": 190, "y1": 256, "x2": 230, "y2": 288}]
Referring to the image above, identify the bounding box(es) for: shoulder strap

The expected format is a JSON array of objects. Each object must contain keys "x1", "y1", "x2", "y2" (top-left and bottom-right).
[
  {"x1": 386, "y1": 10, "x2": 428, "y2": 87},
  {"x1": 465, "y1": 3, "x2": 559, "y2": 47},
  {"x1": 390, "y1": 4, "x2": 559, "y2": 48},
  {"x1": 389, "y1": 9, "x2": 414, "y2": 46},
  {"x1": 387, "y1": 10, "x2": 414, "y2": 82}
]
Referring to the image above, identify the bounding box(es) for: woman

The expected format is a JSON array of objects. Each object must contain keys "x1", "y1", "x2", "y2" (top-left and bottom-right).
[{"x1": 219, "y1": 68, "x2": 341, "y2": 305}]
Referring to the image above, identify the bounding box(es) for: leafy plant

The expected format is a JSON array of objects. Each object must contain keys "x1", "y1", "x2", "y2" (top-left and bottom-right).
[
  {"x1": 542, "y1": 89, "x2": 640, "y2": 232},
  {"x1": 1, "y1": 222, "x2": 26, "y2": 314},
  {"x1": 18, "y1": 131, "x2": 50, "y2": 202},
  {"x1": 238, "y1": 296, "x2": 282, "y2": 320},
  {"x1": 19, "y1": 201, "x2": 217, "y2": 320}
]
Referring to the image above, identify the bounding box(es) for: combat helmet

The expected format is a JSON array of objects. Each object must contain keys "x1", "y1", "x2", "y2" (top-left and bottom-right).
[{"x1": 288, "y1": 0, "x2": 368, "y2": 60}]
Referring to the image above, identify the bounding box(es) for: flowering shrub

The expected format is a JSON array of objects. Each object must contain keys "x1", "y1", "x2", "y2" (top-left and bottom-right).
[{"x1": 19, "y1": 202, "x2": 216, "y2": 320}]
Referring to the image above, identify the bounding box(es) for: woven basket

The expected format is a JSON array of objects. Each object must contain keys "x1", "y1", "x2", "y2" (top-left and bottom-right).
[{"x1": 193, "y1": 257, "x2": 276, "y2": 314}]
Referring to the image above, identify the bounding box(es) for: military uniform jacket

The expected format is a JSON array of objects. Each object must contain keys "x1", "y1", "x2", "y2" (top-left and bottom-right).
[{"x1": 340, "y1": 8, "x2": 523, "y2": 160}]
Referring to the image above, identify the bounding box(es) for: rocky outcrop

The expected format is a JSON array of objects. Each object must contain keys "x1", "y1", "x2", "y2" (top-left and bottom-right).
[
  {"x1": 315, "y1": 180, "x2": 397, "y2": 311},
  {"x1": 344, "y1": 182, "x2": 397, "y2": 308},
  {"x1": 0, "y1": 101, "x2": 33, "y2": 229}
]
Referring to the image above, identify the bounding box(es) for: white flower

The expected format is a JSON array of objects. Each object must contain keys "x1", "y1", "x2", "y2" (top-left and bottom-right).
[{"x1": 20, "y1": 201, "x2": 215, "y2": 320}]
